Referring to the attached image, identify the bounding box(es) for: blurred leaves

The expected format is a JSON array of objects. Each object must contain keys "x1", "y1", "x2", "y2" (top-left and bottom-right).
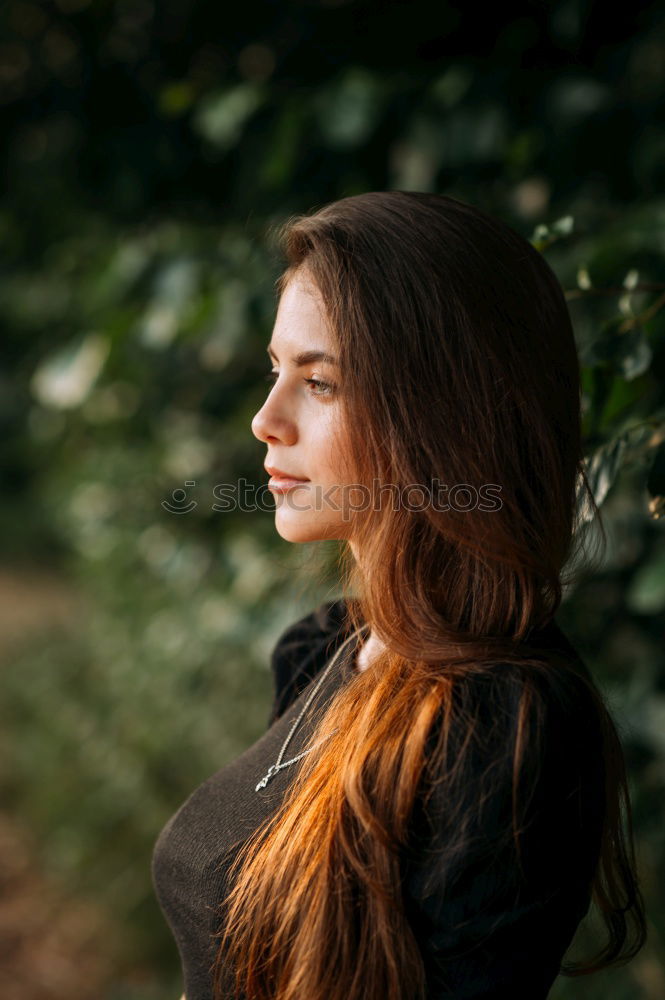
[
  {"x1": 193, "y1": 82, "x2": 266, "y2": 150},
  {"x1": 530, "y1": 213, "x2": 574, "y2": 251},
  {"x1": 31, "y1": 333, "x2": 111, "y2": 410},
  {"x1": 627, "y1": 539, "x2": 665, "y2": 613},
  {"x1": 314, "y1": 67, "x2": 384, "y2": 148}
]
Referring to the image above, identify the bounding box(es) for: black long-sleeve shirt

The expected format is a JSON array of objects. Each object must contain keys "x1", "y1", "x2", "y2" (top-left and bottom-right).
[{"x1": 151, "y1": 598, "x2": 605, "y2": 999}]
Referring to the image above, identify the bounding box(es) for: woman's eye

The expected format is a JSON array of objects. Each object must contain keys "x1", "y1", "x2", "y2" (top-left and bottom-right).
[
  {"x1": 263, "y1": 371, "x2": 336, "y2": 397},
  {"x1": 303, "y1": 376, "x2": 335, "y2": 396}
]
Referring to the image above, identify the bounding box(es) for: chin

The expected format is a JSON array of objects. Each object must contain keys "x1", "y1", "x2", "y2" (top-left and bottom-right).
[{"x1": 273, "y1": 511, "x2": 347, "y2": 544}]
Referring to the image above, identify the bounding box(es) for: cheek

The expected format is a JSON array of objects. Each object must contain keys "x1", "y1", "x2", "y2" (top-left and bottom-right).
[
  {"x1": 310, "y1": 406, "x2": 355, "y2": 483},
  {"x1": 327, "y1": 433, "x2": 355, "y2": 484}
]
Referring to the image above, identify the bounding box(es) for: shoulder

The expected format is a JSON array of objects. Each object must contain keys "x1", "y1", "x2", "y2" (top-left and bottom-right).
[
  {"x1": 412, "y1": 635, "x2": 606, "y2": 892},
  {"x1": 267, "y1": 598, "x2": 350, "y2": 726},
  {"x1": 402, "y1": 645, "x2": 607, "y2": 992},
  {"x1": 271, "y1": 598, "x2": 348, "y2": 663},
  {"x1": 461, "y1": 619, "x2": 605, "y2": 771}
]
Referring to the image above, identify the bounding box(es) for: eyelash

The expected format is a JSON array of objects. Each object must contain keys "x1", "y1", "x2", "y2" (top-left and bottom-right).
[{"x1": 263, "y1": 371, "x2": 336, "y2": 397}]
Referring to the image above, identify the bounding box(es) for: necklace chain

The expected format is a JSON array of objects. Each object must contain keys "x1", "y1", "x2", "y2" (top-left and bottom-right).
[{"x1": 255, "y1": 626, "x2": 367, "y2": 792}]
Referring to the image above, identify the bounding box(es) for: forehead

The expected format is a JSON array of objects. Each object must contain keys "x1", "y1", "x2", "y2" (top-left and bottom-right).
[{"x1": 273, "y1": 271, "x2": 331, "y2": 340}]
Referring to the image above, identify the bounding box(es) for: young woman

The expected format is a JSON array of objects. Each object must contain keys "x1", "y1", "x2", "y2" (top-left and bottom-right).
[{"x1": 152, "y1": 191, "x2": 646, "y2": 1000}]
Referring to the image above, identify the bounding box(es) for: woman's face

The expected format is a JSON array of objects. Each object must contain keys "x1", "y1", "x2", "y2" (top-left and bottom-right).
[{"x1": 251, "y1": 269, "x2": 355, "y2": 544}]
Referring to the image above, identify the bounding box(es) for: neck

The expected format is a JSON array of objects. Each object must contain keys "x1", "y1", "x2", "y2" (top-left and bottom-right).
[{"x1": 354, "y1": 628, "x2": 386, "y2": 673}]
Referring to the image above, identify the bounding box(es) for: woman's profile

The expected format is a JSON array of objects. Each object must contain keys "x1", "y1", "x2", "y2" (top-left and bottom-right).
[{"x1": 151, "y1": 190, "x2": 646, "y2": 1000}]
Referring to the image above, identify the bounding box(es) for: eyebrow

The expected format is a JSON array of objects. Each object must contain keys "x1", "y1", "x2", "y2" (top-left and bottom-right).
[{"x1": 266, "y1": 344, "x2": 340, "y2": 366}]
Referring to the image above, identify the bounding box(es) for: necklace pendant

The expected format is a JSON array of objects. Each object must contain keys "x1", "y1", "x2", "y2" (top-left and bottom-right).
[{"x1": 255, "y1": 763, "x2": 278, "y2": 791}]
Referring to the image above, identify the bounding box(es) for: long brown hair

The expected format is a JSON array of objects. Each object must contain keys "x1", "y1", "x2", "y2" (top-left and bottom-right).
[{"x1": 211, "y1": 191, "x2": 646, "y2": 999}]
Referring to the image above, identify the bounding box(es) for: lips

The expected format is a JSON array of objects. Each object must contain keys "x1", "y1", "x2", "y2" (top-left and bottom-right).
[{"x1": 264, "y1": 465, "x2": 310, "y2": 482}]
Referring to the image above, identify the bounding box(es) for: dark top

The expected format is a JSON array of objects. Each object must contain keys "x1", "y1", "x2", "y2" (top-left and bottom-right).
[{"x1": 151, "y1": 598, "x2": 605, "y2": 1000}]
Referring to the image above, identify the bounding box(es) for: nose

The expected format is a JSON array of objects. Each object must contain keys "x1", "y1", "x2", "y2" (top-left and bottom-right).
[{"x1": 251, "y1": 395, "x2": 297, "y2": 446}]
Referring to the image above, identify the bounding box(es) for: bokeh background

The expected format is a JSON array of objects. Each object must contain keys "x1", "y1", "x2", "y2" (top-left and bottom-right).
[{"x1": 1, "y1": 1, "x2": 664, "y2": 998}]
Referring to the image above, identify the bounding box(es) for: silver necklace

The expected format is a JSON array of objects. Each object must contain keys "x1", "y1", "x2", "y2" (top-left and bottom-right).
[{"x1": 255, "y1": 626, "x2": 368, "y2": 792}]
